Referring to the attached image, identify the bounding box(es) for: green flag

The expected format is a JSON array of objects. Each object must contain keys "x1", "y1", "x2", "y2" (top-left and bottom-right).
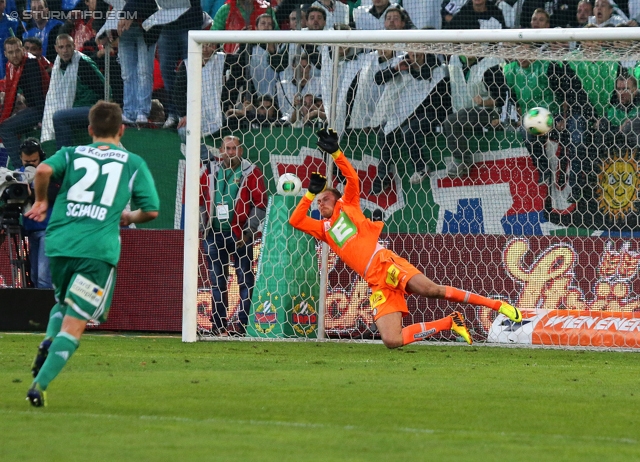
[{"x1": 247, "y1": 195, "x2": 320, "y2": 338}]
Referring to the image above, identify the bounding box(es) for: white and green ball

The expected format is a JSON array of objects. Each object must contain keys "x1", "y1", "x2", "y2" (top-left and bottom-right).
[
  {"x1": 276, "y1": 173, "x2": 302, "y2": 196},
  {"x1": 523, "y1": 107, "x2": 553, "y2": 136}
]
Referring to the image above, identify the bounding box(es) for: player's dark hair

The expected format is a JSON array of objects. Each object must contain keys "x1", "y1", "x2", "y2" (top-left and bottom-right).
[
  {"x1": 89, "y1": 101, "x2": 122, "y2": 137},
  {"x1": 19, "y1": 138, "x2": 45, "y2": 161},
  {"x1": 325, "y1": 187, "x2": 342, "y2": 200}
]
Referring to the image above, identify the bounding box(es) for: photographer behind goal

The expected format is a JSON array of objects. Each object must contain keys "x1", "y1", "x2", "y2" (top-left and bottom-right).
[{"x1": 18, "y1": 138, "x2": 59, "y2": 288}]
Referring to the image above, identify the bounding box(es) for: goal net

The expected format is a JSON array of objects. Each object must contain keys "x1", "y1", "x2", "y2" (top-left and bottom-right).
[{"x1": 183, "y1": 28, "x2": 640, "y2": 349}]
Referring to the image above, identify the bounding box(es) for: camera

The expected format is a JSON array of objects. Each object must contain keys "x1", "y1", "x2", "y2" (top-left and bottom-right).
[
  {"x1": 0, "y1": 166, "x2": 35, "y2": 207},
  {"x1": 0, "y1": 166, "x2": 35, "y2": 227}
]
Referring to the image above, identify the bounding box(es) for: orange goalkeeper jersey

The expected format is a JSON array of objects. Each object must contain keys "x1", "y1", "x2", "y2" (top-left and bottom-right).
[{"x1": 289, "y1": 152, "x2": 384, "y2": 278}]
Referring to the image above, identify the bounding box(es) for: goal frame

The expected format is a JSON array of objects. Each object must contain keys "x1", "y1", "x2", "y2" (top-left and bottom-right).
[{"x1": 182, "y1": 27, "x2": 640, "y2": 342}]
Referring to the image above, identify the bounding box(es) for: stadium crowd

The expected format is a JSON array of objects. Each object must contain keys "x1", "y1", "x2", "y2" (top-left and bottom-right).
[{"x1": 0, "y1": 0, "x2": 637, "y2": 201}]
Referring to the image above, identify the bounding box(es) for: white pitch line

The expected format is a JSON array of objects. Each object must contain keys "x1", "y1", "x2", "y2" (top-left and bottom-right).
[{"x1": 0, "y1": 409, "x2": 636, "y2": 445}]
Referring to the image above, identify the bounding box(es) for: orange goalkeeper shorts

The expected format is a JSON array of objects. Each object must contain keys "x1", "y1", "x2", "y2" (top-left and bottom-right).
[{"x1": 364, "y1": 249, "x2": 422, "y2": 321}]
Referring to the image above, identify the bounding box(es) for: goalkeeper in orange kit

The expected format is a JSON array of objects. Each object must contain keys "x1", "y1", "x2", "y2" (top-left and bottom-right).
[{"x1": 289, "y1": 128, "x2": 522, "y2": 348}]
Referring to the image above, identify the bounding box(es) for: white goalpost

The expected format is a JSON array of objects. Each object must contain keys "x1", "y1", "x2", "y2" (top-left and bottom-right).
[{"x1": 183, "y1": 27, "x2": 640, "y2": 347}]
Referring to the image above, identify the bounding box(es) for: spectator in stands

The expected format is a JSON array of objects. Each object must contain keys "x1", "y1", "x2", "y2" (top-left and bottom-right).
[
  {"x1": 301, "y1": 5, "x2": 326, "y2": 71},
  {"x1": 369, "y1": 23, "x2": 450, "y2": 193},
  {"x1": 589, "y1": 0, "x2": 627, "y2": 25},
  {"x1": 211, "y1": 0, "x2": 277, "y2": 113},
  {"x1": 288, "y1": 92, "x2": 314, "y2": 125},
  {"x1": 354, "y1": 0, "x2": 416, "y2": 30},
  {"x1": 82, "y1": 30, "x2": 123, "y2": 105},
  {"x1": 549, "y1": 0, "x2": 582, "y2": 27},
  {"x1": 0, "y1": 0, "x2": 19, "y2": 79},
  {"x1": 311, "y1": 0, "x2": 350, "y2": 28},
  {"x1": 174, "y1": 41, "x2": 225, "y2": 160},
  {"x1": 626, "y1": 0, "x2": 640, "y2": 25},
  {"x1": 248, "y1": 13, "x2": 280, "y2": 99},
  {"x1": 441, "y1": 0, "x2": 467, "y2": 29},
  {"x1": 0, "y1": 37, "x2": 49, "y2": 168},
  {"x1": 23, "y1": 0, "x2": 64, "y2": 62},
  {"x1": 18, "y1": 138, "x2": 58, "y2": 288},
  {"x1": 278, "y1": 52, "x2": 322, "y2": 121},
  {"x1": 59, "y1": 0, "x2": 107, "y2": 53},
  {"x1": 504, "y1": 51, "x2": 591, "y2": 196},
  {"x1": 444, "y1": 55, "x2": 509, "y2": 178},
  {"x1": 288, "y1": 7, "x2": 307, "y2": 29},
  {"x1": 349, "y1": 47, "x2": 394, "y2": 132},
  {"x1": 116, "y1": 0, "x2": 159, "y2": 125},
  {"x1": 530, "y1": 8, "x2": 569, "y2": 51},
  {"x1": 349, "y1": 14, "x2": 409, "y2": 133},
  {"x1": 40, "y1": 34, "x2": 106, "y2": 149},
  {"x1": 200, "y1": 135, "x2": 267, "y2": 337},
  {"x1": 226, "y1": 93, "x2": 279, "y2": 129},
  {"x1": 211, "y1": 0, "x2": 277, "y2": 53},
  {"x1": 518, "y1": 0, "x2": 578, "y2": 28},
  {"x1": 305, "y1": 96, "x2": 325, "y2": 124},
  {"x1": 402, "y1": 0, "x2": 444, "y2": 28},
  {"x1": 150, "y1": 0, "x2": 202, "y2": 129},
  {"x1": 531, "y1": 7, "x2": 551, "y2": 27},
  {"x1": 574, "y1": 0, "x2": 594, "y2": 26},
  {"x1": 266, "y1": 13, "x2": 303, "y2": 94},
  {"x1": 203, "y1": 0, "x2": 226, "y2": 21},
  {"x1": 23, "y1": 37, "x2": 52, "y2": 73},
  {"x1": 320, "y1": 25, "x2": 364, "y2": 136},
  {"x1": 445, "y1": 0, "x2": 506, "y2": 29},
  {"x1": 596, "y1": 70, "x2": 640, "y2": 147}
]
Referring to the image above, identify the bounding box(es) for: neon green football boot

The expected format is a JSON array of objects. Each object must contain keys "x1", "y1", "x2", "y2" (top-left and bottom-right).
[
  {"x1": 450, "y1": 311, "x2": 473, "y2": 345},
  {"x1": 498, "y1": 302, "x2": 523, "y2": 323}
]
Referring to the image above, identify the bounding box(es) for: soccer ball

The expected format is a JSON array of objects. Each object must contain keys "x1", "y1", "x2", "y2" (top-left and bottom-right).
[
  {"x1": 276, "y1": 173, "x2": 302, "y2": 196},
  {"x1": 523, "y1": 107, "x2": 553, "y2": 136}
]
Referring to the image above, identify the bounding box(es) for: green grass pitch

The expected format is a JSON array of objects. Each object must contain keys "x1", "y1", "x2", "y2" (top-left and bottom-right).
[{"x1": 1, "y1": 333, "x2": 639, "y2": 462}]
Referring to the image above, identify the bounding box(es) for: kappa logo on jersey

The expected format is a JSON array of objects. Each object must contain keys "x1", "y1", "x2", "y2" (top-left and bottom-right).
[
  {"x1": 69, "y1": 275, "x2": 105, "y2": 308},
  {"x1": 385, "y1": 264, "x2": 400, "y2": 288}
]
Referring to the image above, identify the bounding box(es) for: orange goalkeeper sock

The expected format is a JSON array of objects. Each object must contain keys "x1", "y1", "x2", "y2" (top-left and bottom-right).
[
  {"x1": 445, "y1": 286, "x2": 501, "y2": 311},
  {"x1": 402, "y1": 317, "x2": 452, "y2": 346}
]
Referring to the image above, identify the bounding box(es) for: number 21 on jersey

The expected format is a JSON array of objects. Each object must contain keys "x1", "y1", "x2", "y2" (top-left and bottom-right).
[{"x1": 67, "y1": 157, "x2": 123, "y2": 206}]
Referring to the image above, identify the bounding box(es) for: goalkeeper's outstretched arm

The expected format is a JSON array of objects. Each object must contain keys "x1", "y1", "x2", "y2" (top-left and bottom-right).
[
  {"x1": 289, "y1": 184, "x2": 325, "y2": 240},
  {"x1": 317, "y1": 128, "x2": 360, "y2": 204}
]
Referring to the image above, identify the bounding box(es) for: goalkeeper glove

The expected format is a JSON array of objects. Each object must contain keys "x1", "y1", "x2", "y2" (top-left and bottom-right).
[
  {"x1": 306, "y1": 172, "x2": 327, "y2": 199},
  {"x1": 316, "y1": 128, "x2": 341, "y2": 158}
]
